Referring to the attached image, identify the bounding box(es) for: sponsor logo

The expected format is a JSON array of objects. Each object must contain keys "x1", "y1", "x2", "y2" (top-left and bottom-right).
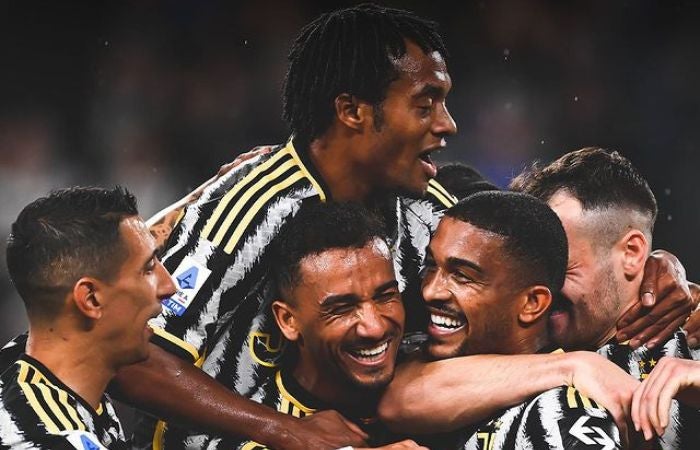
[{"x1": 161, "y1": 256, "x2": 212, "y2": 316}]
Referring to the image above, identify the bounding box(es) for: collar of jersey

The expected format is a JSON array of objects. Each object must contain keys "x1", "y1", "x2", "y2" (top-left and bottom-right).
[
  {"x1": 18, "y1": 353, "x2": 106, "y2": 416},
  {"x1": 289, "y1": 137, "x2": 332, "y2": 202}
]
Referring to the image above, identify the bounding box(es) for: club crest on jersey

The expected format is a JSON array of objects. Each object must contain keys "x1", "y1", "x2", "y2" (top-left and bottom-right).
[
  {"x1": 248, "y1": 331, "x2": 287, "y2": 368},
  {"x1": 162, "y1": 256, "x2": 212, "y2": 316}
]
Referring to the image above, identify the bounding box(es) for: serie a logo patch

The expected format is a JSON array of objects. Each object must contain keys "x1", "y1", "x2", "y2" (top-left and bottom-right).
[{"x1": 162, "y1": 256, "x2": 212, "y2": 316}]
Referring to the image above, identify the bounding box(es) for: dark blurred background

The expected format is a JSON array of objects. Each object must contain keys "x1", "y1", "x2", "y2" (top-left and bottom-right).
[{"x1": 1, "y1": 0, "x2": 699, "y2": 343}]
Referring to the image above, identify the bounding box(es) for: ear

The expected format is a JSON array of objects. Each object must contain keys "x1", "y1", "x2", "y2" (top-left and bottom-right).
[
  {"x1": 272, "y1": 300, "x2": 300, "y2": 342},
  {"x1": 618, "y1": 229, "x2": 648, "y2": 279},
  {"x1": 518, "y1": 285, "x2": 552, "y2": 325},
  {"x1": 72, "y1": 277, "x2": 103, "y2": 320},
  {"x1": 334, "y1": 94, "x2": 372, "y2": 131}
]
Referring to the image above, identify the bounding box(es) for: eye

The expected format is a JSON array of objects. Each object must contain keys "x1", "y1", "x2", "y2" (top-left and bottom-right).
[
  {"x1": 452, "y1": 271, "x2": 474, "y2": 284},
  {"x1": 376, "y1": 290, "x2": 400, "y2": 303},
  {"x1": 328, "y1": 304, "x2": 355, "y2": 316}
]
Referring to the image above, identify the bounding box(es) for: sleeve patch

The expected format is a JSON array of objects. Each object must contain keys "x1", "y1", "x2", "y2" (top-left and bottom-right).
[{"x1": 161, "y1": 256, "x2": 212, "y2": 316}]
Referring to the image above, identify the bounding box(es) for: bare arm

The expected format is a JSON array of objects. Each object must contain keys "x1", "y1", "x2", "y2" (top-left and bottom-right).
[
  {"x1": 378, "y1": 351, "x2": 638, "y2": 436},
  {"x1": 112, "y1": 344, "x2": 367, "y2": 450}
]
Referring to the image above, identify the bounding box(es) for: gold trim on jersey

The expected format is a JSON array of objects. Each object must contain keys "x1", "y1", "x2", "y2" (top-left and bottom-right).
[
  {"x1": 152, "y1": 325, "x2": 200, "y2": 362},
  {"x1": 427, "y1": 178, "x2": 457, "y2": 207},
  {"x1": 240, "y1": 442, "x2": 269, "y2": 450},
  {"x1": 248, "y1": 331, "x2": 285, "y2": 368},
  {"x1": 287, "y1": 141, "x2": 327, "y2": 202},
  {"x1": 565, "y1": 386, "x2": 597, "y2": 409},
  {"x1": 275, "y1": 371, "x2": 315, "y2": 417},
  {"x1": 16, "y1": 360, "x2": 87, "y2": 433},
  {"x1": 200, "y1": 141, "x2": 327, "y2": 254}
]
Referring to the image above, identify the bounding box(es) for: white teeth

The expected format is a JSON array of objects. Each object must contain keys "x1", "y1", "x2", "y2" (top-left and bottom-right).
[
  {"x1": 354, "y1": 341, "x2": 389, "y2": 357},
  {"x1": 430, "y1": 314, "x2": 463, "y2": 329}
]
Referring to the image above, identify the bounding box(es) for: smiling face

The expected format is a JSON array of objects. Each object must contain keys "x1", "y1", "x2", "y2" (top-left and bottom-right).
[
  {"x1": 99, "y1": 217, "x2": 176, "y2": 366},
  {"x1": 275, "y1": 240, "x2": 404, "y2": 396},
  {"x1": 360, "y1": 40, "x2": 457, "y2": 197},
  {"x1": 547, "y1": 191, "x2": 624, "y2": 350},
  {"x1": 422, "y1": 218, "x2": 524, "y2": 359}
]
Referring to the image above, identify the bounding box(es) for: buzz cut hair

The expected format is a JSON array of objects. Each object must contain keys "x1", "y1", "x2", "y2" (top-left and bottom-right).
[
  {"x1": 6, "y1": 186, "x2": 138, "y2": 318},
  {"x1": 271, "y1": 201, "x2": 390, "y2": 301},
  {"x1": 282, "y1": 3, "x2": 447, "y2": 147},
  {"x1": 445, "y1": 191, "x2": 568, "y2": 293}
]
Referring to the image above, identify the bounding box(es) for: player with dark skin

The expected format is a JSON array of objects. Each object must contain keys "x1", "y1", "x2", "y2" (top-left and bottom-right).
[{"x1": 106, "y1": 6, "x2": 694, "y2": 450}]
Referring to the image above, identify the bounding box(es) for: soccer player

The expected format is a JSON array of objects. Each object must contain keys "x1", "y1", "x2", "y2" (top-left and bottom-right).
[
  {"x1": 0, "y1": 187, "x2": 176, "y2": 449},
  {"x1": 417, "y1": 191, "x2": 626, "y2": 449},
  {"x1": 511, "y1": 147, "x2": 700, "y2": 448},
  {"x1": 19, "y1": 5, "x2": 683, "y2": 450},
  {"x1": 125, "y1": 5, "x2": 460, "y2": 449},
  {"x1": 233, "y1": 201, "x2": 425, "y2": 450}
]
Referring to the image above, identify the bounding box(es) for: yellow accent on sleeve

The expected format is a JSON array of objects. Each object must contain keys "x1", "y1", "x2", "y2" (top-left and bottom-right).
[
  {"x1": 213, "y1": 159, "x2": 297, "y2": 246},
  {"x1": 17, "y1": 361, "x2": 59, "y2": 434},
  {"x1": 224, "y1": 172, "x2": 305, "y2": 254},
  {"x1": 201, "y1": 146, "x2": 292, "y2": 241},
  {"x1": 152, "y1": 326, "x2": 200, "y2": 362}
]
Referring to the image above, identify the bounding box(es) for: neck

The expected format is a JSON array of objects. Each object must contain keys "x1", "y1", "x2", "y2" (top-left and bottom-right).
[
  {"x1": 26, "y1": 325, "x2": 114, "y2": 409},
  {"x1": 292, "y1": 359, "x2": 380, "y2": 417},
  {"x1": 306, "y1": 133, "x2": 377, "y2": 202},
  {"x1": 510, "y1": 322, "x2": 552, "y2": 355}
]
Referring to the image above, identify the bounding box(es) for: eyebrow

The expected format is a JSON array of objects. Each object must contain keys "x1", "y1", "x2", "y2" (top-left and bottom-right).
[
  {"x1": 373, "y1": 280, "x2": 399, "y2": 296},
  {"x1": 142, "y1": 250, "x2": 158, "y2": 270},
  {"x1": 413, "y1": 83, "x2": 445, "y2": 99},
  {"x1": 320, "y1": 279, "x2": 399, "y2": 307},
  {"x1": 446, "y1": 256, "x2": 484, "y2": 275}
]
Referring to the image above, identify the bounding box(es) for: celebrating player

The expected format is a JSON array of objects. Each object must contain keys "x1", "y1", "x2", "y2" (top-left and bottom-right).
[{"x1": 0, "y1": 187, "x2": 176, "y2": 449}]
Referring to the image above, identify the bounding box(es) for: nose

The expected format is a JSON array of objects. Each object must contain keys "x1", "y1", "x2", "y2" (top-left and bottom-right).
[
  {"x1": 432, "y1": 102, "x2": 457, "y2": 137},
  {"x1": 156, "y1": 261, "x2": 178, "y2": 301},
  {"x1": 355, "y1": 303, "x2": 387, "y2": 340},
  {"x1": 422, "y1": 269, "x2": 452, "y2": 304}
]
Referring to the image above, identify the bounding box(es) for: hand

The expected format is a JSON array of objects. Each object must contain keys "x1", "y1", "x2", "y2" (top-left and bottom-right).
[
  {"x1": 631, "y1": 357, "x2": 700, "y2": 440},
  {"x1": 146, "y1": 145, "x2": 273, "y2": 251},
  {"x1": 567, "y1": 351, "x2": 640, "y2": 445},
  {"x1": 279, "y1": 409, "x2": 368, "y2": 450},
  {"x1": 358, "y1": 440, "x2": 429, "y2": 450},
  {"x1": 216, "y1": 145, "x2": 274, "y2": 178},
  {"x1": 616, "y1": 250, "x2": 693, "y2": 349},
  {"x1": 682, "y1": 283, "x2": 700, "y2": 348}
]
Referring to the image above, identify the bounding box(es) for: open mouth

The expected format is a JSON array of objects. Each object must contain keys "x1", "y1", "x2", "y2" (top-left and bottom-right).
[
  {"x1": 418, "y1": 150, "x2": 438, "y2": 178},
  {"x1": 428, "y1": 309, "x2": 466, "y2": 334},
  {"x1": 345, "y1": 340, "x2": 391, "y2": 364}
]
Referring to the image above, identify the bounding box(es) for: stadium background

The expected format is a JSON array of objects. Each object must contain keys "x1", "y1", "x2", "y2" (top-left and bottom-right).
[{"x1": 1, "y1": 0, "x2": 699, "y2": 343}]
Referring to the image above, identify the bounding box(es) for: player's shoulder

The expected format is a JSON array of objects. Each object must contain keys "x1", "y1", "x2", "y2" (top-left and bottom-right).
[
  {"x1": 209, "y1": 141, "x2": 328, "y2": 200},
  {"x1": 517, "y1": 386, "x2": 620, "y2": 449}
]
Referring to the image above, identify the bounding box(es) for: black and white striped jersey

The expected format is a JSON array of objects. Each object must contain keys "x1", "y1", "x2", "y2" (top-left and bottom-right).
[
  {"x1": 0, "y1": 354, "x2": 126, "y2": 450},
  {"x1": 138, "y1": 140, "x2": 456, "y2": 449},
  {"x1": 454, "y1": 386, "x2": 621, "y2": 450},
  {"x1": 597, "y1": 329, "x2": 700, "y2": 449}
]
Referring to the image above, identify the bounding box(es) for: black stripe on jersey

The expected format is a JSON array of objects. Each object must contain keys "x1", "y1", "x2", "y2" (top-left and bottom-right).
[
  {"x1": 214, "y1": 163, "x2": 301, "y2": 254},
  {"x1": 203, "y1": 152, "x2": 294, "y2": 244},
  {"x1": 37, "y1": 380, "x2": 83, "y2": 431},
  {"x1": 521, "y1": 403, "x2": 552, "y2": 450},
  {"x1": 20, "y1": 365, "x2": 69, "y2": 432}
]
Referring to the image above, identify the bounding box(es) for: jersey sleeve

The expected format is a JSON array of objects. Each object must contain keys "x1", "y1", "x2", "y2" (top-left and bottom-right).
[
  {"x1": 149, "y1": 145, "x2": 324, "y2": 363},
  {"x1": 515, "y1": 387, "x2": 621, "y2": 450}
]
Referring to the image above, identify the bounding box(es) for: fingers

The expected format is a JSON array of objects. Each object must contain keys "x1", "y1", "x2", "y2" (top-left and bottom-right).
[
  {"x1": 217, "y1": 146, "x2": 274, "y2": 178},
  {"x1": 339, "y1": 415, "x2": 369, "y2": 440},
  {"x1": 617, "y1": 287, "x2": 691, "y2": 348},
  {"x1": 629, "y1": 306, "x2": 690, "y2": 349},
  {"x1": 684, "y1": 316, "x2": 700, "y2": 349}
]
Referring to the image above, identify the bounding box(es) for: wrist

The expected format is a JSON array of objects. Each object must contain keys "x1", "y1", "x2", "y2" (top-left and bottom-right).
[{"x1": 262, "y1": 413, "x2": 301, "y2": 449}]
